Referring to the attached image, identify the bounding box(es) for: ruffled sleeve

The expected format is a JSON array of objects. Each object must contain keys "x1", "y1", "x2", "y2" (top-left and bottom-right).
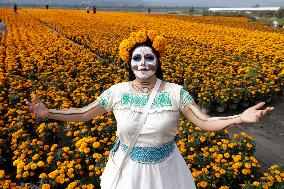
[
  {"x1": 97, "y1": 86, "x2": 115, "y2": 112},
  {"x1": 179, "y1": 87, "x2": 194, "y2": 111}
]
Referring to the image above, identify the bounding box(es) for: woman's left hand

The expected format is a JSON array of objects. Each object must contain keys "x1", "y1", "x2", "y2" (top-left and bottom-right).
[{"x1": 240, "y1": 102, "x2": 274, "y2": 123}]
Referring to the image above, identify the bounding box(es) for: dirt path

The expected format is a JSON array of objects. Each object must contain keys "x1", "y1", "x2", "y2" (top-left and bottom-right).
[{"x1": 210, "y1": 95, "x2": 284, "y2": 169}]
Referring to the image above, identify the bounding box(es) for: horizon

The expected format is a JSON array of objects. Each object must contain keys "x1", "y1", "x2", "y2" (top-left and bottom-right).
[{"x1": 0, "y1": 0, "x2": 283, "y2": 8}]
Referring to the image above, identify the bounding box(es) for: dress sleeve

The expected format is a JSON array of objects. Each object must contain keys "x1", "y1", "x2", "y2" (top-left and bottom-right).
[
  {"x1": 179, "y1": 87, "x2": 194, "y2": 111},
  {"x1": 97, "y1": 86, "x2": 114, "y2": 112}
]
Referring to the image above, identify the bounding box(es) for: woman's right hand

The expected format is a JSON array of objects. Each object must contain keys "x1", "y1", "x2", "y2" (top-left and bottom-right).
[{"x1": 24, "y1": 94, "x2": 49, "y2": 118}]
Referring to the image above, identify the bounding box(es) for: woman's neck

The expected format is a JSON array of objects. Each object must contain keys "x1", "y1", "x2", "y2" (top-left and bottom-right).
[{"x1": 132, "y1": 76, "x2": 158, "y2": 93}]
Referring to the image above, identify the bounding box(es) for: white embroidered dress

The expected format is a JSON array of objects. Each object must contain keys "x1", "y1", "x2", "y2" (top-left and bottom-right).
[{"x1": 98, "y1": 80, "x2": 196, "y2": 189}]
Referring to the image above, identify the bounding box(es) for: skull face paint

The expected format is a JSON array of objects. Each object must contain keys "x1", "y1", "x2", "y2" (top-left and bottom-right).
[{"x1": 131, "y1": 46, "x2": 157, "y2": 79}]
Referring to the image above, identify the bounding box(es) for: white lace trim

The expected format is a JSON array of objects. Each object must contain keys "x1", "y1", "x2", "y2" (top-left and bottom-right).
[{"x1": 114, "y1": 106, "x2": 179, "y2": 114}]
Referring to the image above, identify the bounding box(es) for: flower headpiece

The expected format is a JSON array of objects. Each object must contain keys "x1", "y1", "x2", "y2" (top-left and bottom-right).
[{"x1": 119, "y1": 29, "x2": 167, "y2": 66}]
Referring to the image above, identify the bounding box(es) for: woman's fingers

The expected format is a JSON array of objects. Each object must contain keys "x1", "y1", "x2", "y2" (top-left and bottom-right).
[
  {"x1": 259, "y1": 110, "x2": 265, "y2": 117},
  {"x1": 25, "y1": 94, "x2": 45, "y2": 106},
  {"x1": 252, "y1": 102, "x2": 265, "y2": 110},
  {"x1": 32, "y1": 94, "x2": 42, "y2": 104},
  {"x1": 243, "y1": 105, "x2": 274, "y2": 124},
  {"x1": 24, "y1": 98, "x2": 35, "y2": 111},
  {"x1": 24, "y1": 99, "x2": 30, "y2": 105},
  {"x1": 268, "y1": 107, "x2": 274, "y2": 111},
  {"x1": 255, "y1": 106, "x2": 274, "y2": 121},
  {"x1": 24, "y1": 99, "x2": 33, "y2": 109},
  {"x1": 260, "y1": 107, "x2": 273, "y2": 116}
]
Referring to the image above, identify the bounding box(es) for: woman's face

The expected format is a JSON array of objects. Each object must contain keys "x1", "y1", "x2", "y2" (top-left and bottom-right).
[{"x1": 130, "y1": 46, "x2": 157, "y2": 80}]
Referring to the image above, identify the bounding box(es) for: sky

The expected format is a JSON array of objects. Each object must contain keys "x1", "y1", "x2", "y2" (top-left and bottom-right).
[{"x1": 2, "y1": 0, "x2": 284, "y2": 7}]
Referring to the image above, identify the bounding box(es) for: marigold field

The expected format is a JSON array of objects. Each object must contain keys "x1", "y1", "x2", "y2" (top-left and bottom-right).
[{"x1": 0, "y1": 8, "x2": 283, "y2": 189}]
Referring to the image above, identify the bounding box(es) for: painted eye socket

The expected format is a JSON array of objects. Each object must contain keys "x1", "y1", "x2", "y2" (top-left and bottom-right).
[
  {"x1": 132, "y1": 54, "x2": 142, "y2": 61},
  {"x1": 145, "y1": 54, "x2": 155, "y2": 61},
  {"x1": 132, "y1": 54, "x2": 155, "y2": 62}
]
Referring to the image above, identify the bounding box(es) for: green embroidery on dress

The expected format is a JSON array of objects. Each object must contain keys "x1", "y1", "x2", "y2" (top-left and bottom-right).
[
  {"x1": 122, "y1": 92, "x2": 172, "y2": 108},
  {"x1": 99, "y1": 98, "x2": 107, "y2": 108},
  {"x1": 98, "y1": 89, "x2": 112, "y2": 109},
  {"x1": 180, "y1": 88, "x2": 193, "y2": 109}
]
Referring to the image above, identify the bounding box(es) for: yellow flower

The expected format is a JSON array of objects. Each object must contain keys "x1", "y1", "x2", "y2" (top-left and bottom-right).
[
  {"x1": 66, "y1": 131, "x2": 72, "y2": 137},
  {"x1": 209, "y1": 147, "x2": 214, "y2": 152},
  {"x1": 228, "y1": 143, "x2": 234, "y2": 148},
  {"x1": 93, "y1": 142, "x2": 100, "y2": 148},
  {"x1": 215, "y1": 172, "x2": 221, "y2": 178},
  {"x1": 242, "y1": 169, "x2": 251, "y2": 175},
  {"x1": 39, "y1": 173, "x2": 47, "y2": 179},
  {"x1": 252, "y1": 181, "x2": 260, "y2": 186},
  {"x1": 275, "y1": 175, "x2": 281, "y2": 182},
  {"x1": 67, "y1": 180, "x2": 78, "y2": 189},
  {"x1": 37, "y1": 161, "x2": 44, "y2": 167},
  {"x1": 129, "y1": 32, "x2": 137, "y2": 39},
  {"x1": 219, "y1": 186, "x2": 230, "y2": 189},
  {"x1": 31, "y1": 163, "x2": 38, "y2": 170},
  {"x1": 47, "y1": 156, "x2": 53, "y2": 164},
  {"x1": 89, "y1": 165, "x2": 95, "y2": 171},
  {"x1": 0, "y1": 170, "x2": 5, "y2": 178},
  {"x1": 199, "y1": 181, "x2": 207, "y2": 188},
  {"x1": 22, "y1": 171, "x2": 29, "y2": 178},
  {"x1": 84, "y1": 147, "x2": 91, "y2": 154},
  {"x1": 245, "y1": 163, "x2": 251, "y2": 169},
  {"x1": 233, "y1": 133, "x2": 238, "y2": 139},
  {"x1": 152, "y1": 35, "x2": 167, "y2": 53},
  {"x1": 42, "y1": 184, "x2": 51, "y2": 189},
  {"x1": 199, "y1": 136, "x2": 206, "y2": 142},
  {"x1": 32, "y1": 154, "x2": 40, "y2": 160},
  {"x1": 62, "y1": 147, "x2": 70, "y2": 153},
  {"x1": 233, "y1": 155, "x2": 241, "y2": 162},
  {"x1": 224, "y1": 153, "x2": 230, "y2": 158},
  {"x1": 220, "y1": 169, "x2": 226, "y2": 175},
  {"x1": 135, "y1": 30, "x2": 147, "y2": 43},
  {"x1": 247, "y1": 143, "x2": 253, "y2": 148},
  {"x1": 89, "y1": 172, "x2": 94, "y2": 177},
  {"x1": 203, "y1": 152, "x2": 209, "y2": 157}
]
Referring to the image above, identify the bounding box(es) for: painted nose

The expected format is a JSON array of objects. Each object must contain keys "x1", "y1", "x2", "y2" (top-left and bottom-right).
[{"x1": 140, "y1": 57, "x2": 146, "y2": 66}]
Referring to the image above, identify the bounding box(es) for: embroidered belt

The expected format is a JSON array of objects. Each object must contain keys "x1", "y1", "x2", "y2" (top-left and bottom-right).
[{"x1": 110, "y1": 138, "x2": 175, "y2": 164}]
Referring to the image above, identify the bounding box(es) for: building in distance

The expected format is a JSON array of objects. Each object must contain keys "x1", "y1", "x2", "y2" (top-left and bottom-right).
[{"x1": 208, "y1": 7, "x2": 281, "y2": 13}]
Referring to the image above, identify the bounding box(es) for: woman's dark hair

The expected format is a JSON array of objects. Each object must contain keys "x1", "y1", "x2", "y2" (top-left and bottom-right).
[{"x1": 126, "y1": 38, "x2": 163, "y2": 81}]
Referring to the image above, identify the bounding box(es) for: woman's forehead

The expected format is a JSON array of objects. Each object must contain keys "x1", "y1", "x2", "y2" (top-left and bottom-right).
[{"x1": 132, "y1": 46, "x2": 154, "y2": 55}]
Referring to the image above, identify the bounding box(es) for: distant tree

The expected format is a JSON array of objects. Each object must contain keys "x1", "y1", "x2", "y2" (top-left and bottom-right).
[
  {"x1": 277, "y1": 8, "x2": 284, "y2": 19},
  {"x1": 252, "y1": 4, "x2": 260, "y2": 8}
]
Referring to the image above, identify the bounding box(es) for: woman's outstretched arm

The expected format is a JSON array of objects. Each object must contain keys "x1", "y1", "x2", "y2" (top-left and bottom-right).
[
  {"x1": 181, "y1": 101, "x2": 274, "y2": 132},
  {"x1": 48, "y1": 100, "x2": 106, "y2": 122},
  {"x1": 24, "y1": 94, "x2": 107, "y2": 122}
]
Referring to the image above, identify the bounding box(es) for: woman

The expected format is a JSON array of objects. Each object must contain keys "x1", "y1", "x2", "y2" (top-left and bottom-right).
[
  {"x1": 0, "y1": 19, "x2": 8, "y2": 42},
  {"x1": 24, "y1": 30, "x2": 274, "y2": 189}
]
